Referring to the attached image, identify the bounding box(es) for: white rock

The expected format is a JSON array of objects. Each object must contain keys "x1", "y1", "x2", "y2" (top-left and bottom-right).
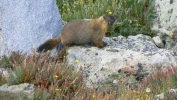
[
  {"x1": 154, "y1": 92, "x2": 164, "y2": 99},
  {"x1": 153, "y1": 0, "x2": 177, "y2": 33},
  {"x1": 2, "y1": 70, "x2": 10, "y2": 81},
  {"x1": 152, "y1": 36, "x2": 164, "y2": 48}
]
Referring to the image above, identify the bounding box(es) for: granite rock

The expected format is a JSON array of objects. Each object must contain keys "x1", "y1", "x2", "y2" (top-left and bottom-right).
[
  {"x1": 1, "y1": 0, "x2": 63, "y2": 56},
  {"x1": 153, "y1": 0, "x2": 177, "y2": 33},
  {"x1": 66, "y1": 34, "x2": 177, "y2": 87}
]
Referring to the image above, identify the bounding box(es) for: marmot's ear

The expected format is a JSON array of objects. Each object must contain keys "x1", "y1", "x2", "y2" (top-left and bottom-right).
[{"x1": 103, "y1": 14, "x2": 115, "y2": 20}]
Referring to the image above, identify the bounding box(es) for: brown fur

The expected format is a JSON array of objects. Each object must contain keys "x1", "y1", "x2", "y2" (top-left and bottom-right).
[{"x1": 37, "y1": 14, "x2": 117, "y2": 61}]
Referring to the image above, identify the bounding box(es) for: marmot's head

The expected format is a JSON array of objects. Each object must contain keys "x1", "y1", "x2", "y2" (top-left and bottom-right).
[{"x1": 103, "y1": 14, "x2": 117, "y2": 26}]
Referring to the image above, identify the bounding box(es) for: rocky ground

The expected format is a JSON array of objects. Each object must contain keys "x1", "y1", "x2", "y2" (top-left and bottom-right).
[{"x1": 0, "y1": 34, "x2": 177, "y2": 99}]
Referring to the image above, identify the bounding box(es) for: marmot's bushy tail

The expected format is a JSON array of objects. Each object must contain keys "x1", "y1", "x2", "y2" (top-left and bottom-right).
[{"x1": 37, "y1": 37, "x2": 61, "y2": 52}]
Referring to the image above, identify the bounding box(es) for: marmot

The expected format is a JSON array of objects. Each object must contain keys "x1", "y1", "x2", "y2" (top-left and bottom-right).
[{"x1": 37, "y1": 14, "x2": 117, "y2": 61}]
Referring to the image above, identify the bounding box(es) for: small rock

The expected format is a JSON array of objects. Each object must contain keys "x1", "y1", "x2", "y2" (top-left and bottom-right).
[
  {"x1": 2, "y1": 70, "x2": 10, "y2": 81},
  {"x1": 0, "y1": 68, "x2": 6, "y2": 76},
  {"x1": 1, "y1": 69, "x2": 16, "y2": 82},
  {"x1": 152, "y1": 36, "x2": 164, "y2": 48}
]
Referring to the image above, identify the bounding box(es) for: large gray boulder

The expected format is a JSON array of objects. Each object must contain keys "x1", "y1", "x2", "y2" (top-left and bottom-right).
[
  {"x1": 0, "y1": 0, "x2": 2, "y2": 29},
  {"x1": 0, "y1": 30, "x2": 2, "y2": 53},
  {"x1": 66, "y1": 34, "x2": 177, "y2": 87},
  {"x1": 1, "y1": 0, "x2": 63, "y2": 56}
]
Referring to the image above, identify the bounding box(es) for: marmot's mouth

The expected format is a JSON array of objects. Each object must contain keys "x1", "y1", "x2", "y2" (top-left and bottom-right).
[{"x1": 108, "y1": 19, "x2": 117, "y2": 26}]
